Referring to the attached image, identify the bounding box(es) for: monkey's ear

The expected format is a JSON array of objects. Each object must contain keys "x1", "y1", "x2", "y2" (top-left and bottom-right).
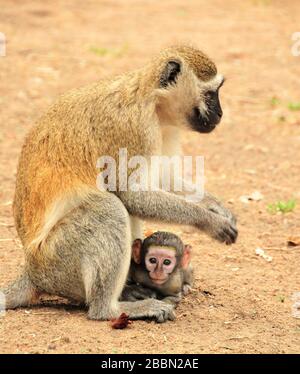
[
  {"x1": 132, "y1": 239, "x2": 143, "y2": 264},
  {"x1": 160, "y1": 60, "x2": 181, "y2": 88},
  {"x1": 181, "y1": 244, "x2": 192, "y2": 269}
]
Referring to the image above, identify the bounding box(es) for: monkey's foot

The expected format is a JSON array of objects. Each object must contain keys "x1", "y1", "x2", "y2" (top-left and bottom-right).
[{"x1": 120, "y1": 299, "x2": 176, "y2": 323}]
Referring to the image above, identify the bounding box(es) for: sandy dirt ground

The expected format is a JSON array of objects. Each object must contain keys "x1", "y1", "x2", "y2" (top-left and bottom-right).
[{"x1": 0, "y1": 0, "x2": 299, "y2": 354}]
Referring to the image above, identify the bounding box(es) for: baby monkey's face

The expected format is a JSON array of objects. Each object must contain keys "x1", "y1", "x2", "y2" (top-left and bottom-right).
[{"x1": 145, "y1": 246, "x2": 177, "y2": 285}]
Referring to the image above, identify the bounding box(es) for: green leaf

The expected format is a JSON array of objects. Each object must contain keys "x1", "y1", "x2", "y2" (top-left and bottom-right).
[
  {"x1": 267, "y1": 199, "x2": 296, "y2": 214},
  {"x1": 270, "y1": 96, "x2": 280, "y2": 107},
  {"x1": 288, "y1": 102, "x2": 300, "y2": 111}
]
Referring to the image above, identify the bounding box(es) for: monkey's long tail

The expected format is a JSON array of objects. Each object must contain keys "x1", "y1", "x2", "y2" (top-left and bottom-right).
[{"x1": 0, "y1": 272, "x2": 39, "y2": 311}]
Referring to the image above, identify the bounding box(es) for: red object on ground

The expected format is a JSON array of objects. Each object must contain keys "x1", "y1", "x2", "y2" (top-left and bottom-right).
[{"x1": 110, "y1": 313, "x2": 132, "y2": 329}]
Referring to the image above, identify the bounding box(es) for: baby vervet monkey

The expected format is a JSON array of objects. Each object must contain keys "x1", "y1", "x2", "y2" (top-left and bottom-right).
[{"x1": 122, "y1": 231, "x2": 193, "y2": 304}]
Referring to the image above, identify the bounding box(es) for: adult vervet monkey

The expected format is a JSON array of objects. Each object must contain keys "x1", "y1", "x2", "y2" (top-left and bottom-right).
[{"x1": 1, "y1": 45, "x2": 237, "y2": 322}]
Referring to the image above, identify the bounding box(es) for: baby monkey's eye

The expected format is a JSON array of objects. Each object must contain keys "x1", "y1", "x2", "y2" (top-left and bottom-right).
[
  {"x1": 149, "y1": 258, "x2": 157, "y2": 264},
  {"x1": 163, "y1": 259, "x2": 172, "y2": 266}
]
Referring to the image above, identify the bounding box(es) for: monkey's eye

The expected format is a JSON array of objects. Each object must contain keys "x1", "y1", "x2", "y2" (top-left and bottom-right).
[
  {"x1": 163, "y1": 259, "x2": 172, "y2": 266},
  {"x1": 149, "y1": 258, "x2": 157, "y2": 264}
]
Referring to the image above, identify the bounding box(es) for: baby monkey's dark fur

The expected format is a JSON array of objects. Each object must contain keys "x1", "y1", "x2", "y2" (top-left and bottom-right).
[{"x1": 122, "y1": 232, "x2": 193, "y2": 304}]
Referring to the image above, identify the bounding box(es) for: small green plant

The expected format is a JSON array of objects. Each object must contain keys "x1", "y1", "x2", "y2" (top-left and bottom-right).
[
  {"x1": 270, "y1": 96, "x2": 280, "y2": 107},
  {"x1": 277, "y1": 295, "x2": 285, "y2": 303},
  {"x1": 90, "y1": 46, "x2": 110, "y2": 56},
  {"x1": 288, "y1": 102, "x2": 300, "y2": 111},
  {"x1": 267, "y1": 199, "x2": 296, "y2": 214},
  {"x1": 90, "y1": 43, "x2": 129, "y2": 58}
]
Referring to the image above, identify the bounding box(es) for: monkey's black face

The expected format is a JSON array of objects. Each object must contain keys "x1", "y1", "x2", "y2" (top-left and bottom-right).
[{"x1": 188, "y1": 89, "x2": 223, "y2": 133}]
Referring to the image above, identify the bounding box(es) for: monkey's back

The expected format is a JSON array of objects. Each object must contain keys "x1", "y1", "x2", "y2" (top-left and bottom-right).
[{"x1": 13, "y1": 73, "x2": 159, "y2": 249}]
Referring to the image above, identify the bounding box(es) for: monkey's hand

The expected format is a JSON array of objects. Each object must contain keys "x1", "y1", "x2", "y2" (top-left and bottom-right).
[
  {"x1": 206, "y1": 202, "x2": 237, "y2": 226},
  {"x1": 200, "y1": 212, "x2": 238, "y2": 245},
  {"x1": 120, "y1": 299, "x2": 175, "y2": 323},
  {"x1": 121, "y1": 284, "x2": 157, "y2": 302},
  {"x1": 201, "y1": 192, "x2": 237, "y2": 226},
  {"x1": 182, "y1": 284, "x2": 192, "y2": 296}
]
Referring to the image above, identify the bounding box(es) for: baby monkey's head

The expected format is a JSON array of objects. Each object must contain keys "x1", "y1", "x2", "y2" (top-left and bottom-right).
[{"x1": 132, "y1": 231, "x2": 192, "y2": 286}]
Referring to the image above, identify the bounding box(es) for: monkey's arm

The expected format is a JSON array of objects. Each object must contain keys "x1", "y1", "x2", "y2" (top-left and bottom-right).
[
  {"x1": 116, "y1": 190, "x2": 237, "y2": 244},
  {"x1": 169, "y1": 178, "x2": 237, "y2": 226}
]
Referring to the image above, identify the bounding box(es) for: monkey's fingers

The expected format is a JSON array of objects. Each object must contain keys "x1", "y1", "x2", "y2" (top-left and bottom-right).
[
  {"x1": 224, "y1": 226, "x2": 238, "y2": 245},
  {"x1": 156, "y1": 305, "x2": 176, "y2": 323},
  {"x1": 147, "y1": 300, "x2": 176, "y2": 323},
  {"x1": 212, "y1": 220, "x2": 238, "y2": 245}
]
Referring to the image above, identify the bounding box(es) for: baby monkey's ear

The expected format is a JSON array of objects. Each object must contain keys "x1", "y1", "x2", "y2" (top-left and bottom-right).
[
  {"x1": 132, "y1": 239, "x2": 143, "y2": 264},
  {"x1": 181, "y1": 244, "x2": 192, "y2": 269}
]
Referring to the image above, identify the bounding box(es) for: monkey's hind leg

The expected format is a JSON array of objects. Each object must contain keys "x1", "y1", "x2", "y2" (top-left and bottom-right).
[
  {"x1": 0, "y1": 272, "x2": 39, "y2": 310},
  {"x1": 79, "y1": 193, "x2": 175, "y2": 323}
]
